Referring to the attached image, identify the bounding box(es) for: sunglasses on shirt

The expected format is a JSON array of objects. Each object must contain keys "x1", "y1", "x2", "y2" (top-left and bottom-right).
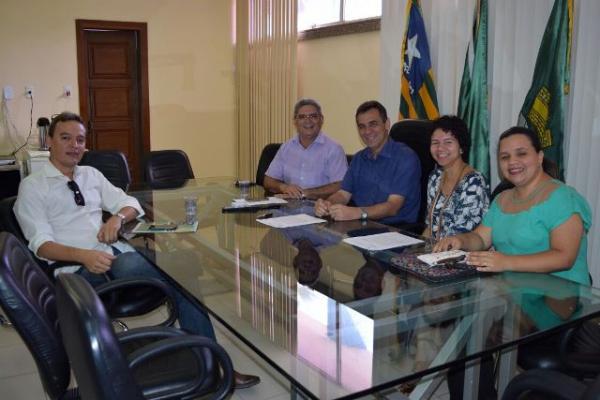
[{"x1": 67, "y1": 181, "x2": 86, "y2": 206}]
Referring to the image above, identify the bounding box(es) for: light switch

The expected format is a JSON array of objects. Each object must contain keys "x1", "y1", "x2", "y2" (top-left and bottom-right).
[{"x1": 3, "y1": 86, "x2": 13, "y2": 100}]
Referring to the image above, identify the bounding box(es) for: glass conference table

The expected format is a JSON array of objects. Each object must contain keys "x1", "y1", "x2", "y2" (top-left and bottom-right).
[{"x1": 125, "y1": 178, "x2": 600, "y2": 400}]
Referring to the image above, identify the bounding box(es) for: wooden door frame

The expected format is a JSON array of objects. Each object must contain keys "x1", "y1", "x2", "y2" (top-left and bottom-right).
[{"x1": 75, "y1": 19, "x2": 151, "y2": 154}]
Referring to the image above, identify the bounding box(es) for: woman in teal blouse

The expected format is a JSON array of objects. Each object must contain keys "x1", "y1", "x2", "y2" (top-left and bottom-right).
[{"x1": 435, "y1": 126, "x2": 592, "y2": 285}]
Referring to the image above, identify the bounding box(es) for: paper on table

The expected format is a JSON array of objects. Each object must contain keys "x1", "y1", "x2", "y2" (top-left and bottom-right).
[
  {"x1": 256, "y1": 213, "x2": 327, "y2": 228},
  {"x1": 230, "y1": 196, "x2": 287, "y2": 208},
  {"x1": 342, "y1": 232, "x2": 423, "y2": 251}
]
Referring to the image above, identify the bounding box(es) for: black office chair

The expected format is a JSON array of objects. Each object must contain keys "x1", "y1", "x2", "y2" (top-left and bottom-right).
[
  {"x1": 0, "y1": 231, "x2": 231, "y2": 400},
  {"x1": 255, "y1": 143, "x2": 282, "y2": 187},
  {"x1": 502, "y1": 368, "x2": 600, "y2": 400},
  {"x1": 346, "y1": 153, "x2": 353, "y2": 166},
  {"x1": 79, "y1": 150, "x2": 132, "y2": 191},
  {"x1": 389, "y1": 119, "x2": 436, "y2": 233},
  {"x1": 0, "y1": 197, "x2": 27, "y2": 245},
  {"x1": 0, "y1": 196, "x2": 176, "y2": 328},
  {"x1": 57, "y1": 273, "x2": 234, "y2": 400},
  {"x1": 144, "y1": 150, "x2": 194, "y2": 189}
]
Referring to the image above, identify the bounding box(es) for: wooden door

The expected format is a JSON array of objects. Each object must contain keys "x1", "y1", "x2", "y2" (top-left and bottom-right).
[{"x1": 76, "y1": 20, "x2": 150, "y2": 184}]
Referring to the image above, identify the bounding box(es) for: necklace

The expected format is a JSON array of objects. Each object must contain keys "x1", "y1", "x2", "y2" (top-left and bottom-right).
[
  {"x1": 428, "y1": 164, "x2": 469, "y2": 240},
  {"x1": 510, "y1": 178, "x2": 554, "y2": 205}
]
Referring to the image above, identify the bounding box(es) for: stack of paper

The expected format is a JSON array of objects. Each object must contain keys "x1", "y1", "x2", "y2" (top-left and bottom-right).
[
  {"x1": 342, "y1": 232, "x2": 423, "y2": 251},
  {"x1": 256, "y1": 213, "x2": 326, "y2": 228}
]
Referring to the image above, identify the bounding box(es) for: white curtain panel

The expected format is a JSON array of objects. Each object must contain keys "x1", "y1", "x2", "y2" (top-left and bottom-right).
[
  {"x1": 381, "y1": 0, "x2": 600, "y2": 285},
  {"x1": 566, "y1": 0, "x2": 600, "y2": 285}
]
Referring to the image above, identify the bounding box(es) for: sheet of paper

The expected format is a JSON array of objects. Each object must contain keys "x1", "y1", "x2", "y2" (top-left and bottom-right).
[
  {"x1": 132, "y1": 221, "x2": 198, "y2": 234},
  {"x1": 256, "y1": 213, "x2": 327, "y2": 228},
  {"x1": 342, "y1": 232, "x2": 423, "y2": 251},
  {"x1": 230, "y1": 196, "x2": 288, "y2": 208}
]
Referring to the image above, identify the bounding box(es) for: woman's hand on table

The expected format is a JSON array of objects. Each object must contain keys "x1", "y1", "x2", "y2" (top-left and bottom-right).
[
  {"x1": 466, "y1": 251, "x2": 510, "y2": 272},
  {"x1": 433, "y1": 236, "x2": 462, "y2": 252}
]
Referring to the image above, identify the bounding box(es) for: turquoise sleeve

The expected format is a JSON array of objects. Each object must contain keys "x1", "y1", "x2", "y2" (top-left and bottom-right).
[{"x1": 541, "y1": 185, "x2": 592, "y2": 232}]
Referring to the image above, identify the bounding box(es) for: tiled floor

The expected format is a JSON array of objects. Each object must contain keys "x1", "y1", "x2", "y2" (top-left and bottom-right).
[{"x1": 0, "y1": 306, "x2": 450, "y2": 399}]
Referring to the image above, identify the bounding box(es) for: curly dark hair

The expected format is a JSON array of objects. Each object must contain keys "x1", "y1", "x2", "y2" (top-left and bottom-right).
[{"x1": 431, "y1": 115, "x2": 470, "y2": 161}]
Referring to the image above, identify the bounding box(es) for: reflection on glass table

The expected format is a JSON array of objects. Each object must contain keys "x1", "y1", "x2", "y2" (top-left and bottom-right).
[{"x1": 124, "y1": 178, "x2": 600, "y2": 400}]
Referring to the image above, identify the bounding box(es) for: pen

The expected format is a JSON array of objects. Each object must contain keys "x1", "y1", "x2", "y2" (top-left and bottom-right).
[{"x1": 257, "y1": 213, "x2": 273, "y2": 219}]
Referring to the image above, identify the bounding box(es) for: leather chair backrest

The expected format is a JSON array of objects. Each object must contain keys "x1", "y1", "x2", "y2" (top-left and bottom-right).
[
  {"x1": 144, "y1": 150, "x2": 194, "y2": 189},
  {"x1": 0, "y1": 196, "x2": 26, "y2": 243},
  {"x1": 56, "y1": 273, "x2": 145, "y2": 400},
  {"x1": 255, "y1": 143, "x2": 282, "y2": 187},
  {"x1": 346, "y1": 154, "x2": 353, "y2": 166},
  {"x1": 0, "y1": 196, "x2": 58, "y2": 280},
  {"x1": 79, "y1": 150, "x2": 132, "y2": 191},
  {"x1": 0, "y1": 232, "x2": 70, "y2": 400},
  {"x1": 389, "y1": 119, "x2": 436, "y2": 223}
]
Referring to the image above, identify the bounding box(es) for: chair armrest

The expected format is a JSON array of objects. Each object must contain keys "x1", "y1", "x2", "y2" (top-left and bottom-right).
[
  {"x1": 95, "y1": 277, "x2": 178, "y2": 327},
  {"x1": 117, "y1": 325, "x2": 186, "y2": 344},
  {"x1": 559, "y1": 321, "x2": 600, "y2": 375},
  {"x1": 501, "y1": 369, "x2": 586, "y2": 400},
  {"x1": 127, "y1": 335, "x2": 234, "y2": 400}
]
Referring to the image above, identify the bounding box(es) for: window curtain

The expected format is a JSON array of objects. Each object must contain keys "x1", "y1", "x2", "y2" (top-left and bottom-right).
[
  {"x1": 565, "y1": 0, "x2": 600, "y2": 285},
  {"x1": 381, "y1": 0, "x2": 600, "y2": 284},
  {"x1": 236, "y1": 0, "x2": 298, "y2": 180}
]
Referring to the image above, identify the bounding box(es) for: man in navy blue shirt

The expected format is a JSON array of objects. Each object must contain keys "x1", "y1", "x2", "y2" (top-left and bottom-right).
[{"x1": 315, "y1": 101, "x2": 421, "y2": 225}]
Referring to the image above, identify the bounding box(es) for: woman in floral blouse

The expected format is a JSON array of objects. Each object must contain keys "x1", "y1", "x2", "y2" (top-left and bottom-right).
[{"x1": 423, "y1": 115, "x2": 489, "y2": 239}]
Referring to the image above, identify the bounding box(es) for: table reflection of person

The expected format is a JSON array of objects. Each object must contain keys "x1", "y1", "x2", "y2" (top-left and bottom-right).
[
  {"x1": 352, "y1": 255, "x2": 386, "y2": 300},
  {"x1": 293, "y1": 238, "x2": 323, "y2": 286},
  {"x1": 435, "y1": 126, "x2": 592, "y2": 286}
]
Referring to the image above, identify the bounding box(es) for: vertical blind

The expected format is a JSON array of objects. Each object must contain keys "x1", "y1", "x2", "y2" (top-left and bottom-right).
[{"x1": 236, "y1": 0, "x2": 298, "y2": 180}]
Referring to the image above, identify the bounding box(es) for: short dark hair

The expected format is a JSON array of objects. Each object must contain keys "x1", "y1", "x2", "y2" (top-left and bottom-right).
[
  {"x1": 431, "y1": 115, "x2": 470, "y2": 161},
  {"x1": 49, "y1": 112, "x2": 85, "y2": 137},
  {"x1": 498, "y1": 126, "x2": 542, "y2": 152},
  {"x1": 355, "y1": 100, "x2": 388, "y2": 123},
  {"x1": 293, "y1": 98, "x2": 322, "y2": 117}
]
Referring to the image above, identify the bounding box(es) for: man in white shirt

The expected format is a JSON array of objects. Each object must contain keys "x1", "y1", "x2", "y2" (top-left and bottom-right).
[{"x1": 14, "y1": 111, "x2": 259, "y2": 389}]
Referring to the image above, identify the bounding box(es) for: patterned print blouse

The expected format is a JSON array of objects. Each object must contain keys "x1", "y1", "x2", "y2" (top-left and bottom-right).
[{"x1": 426, "y1": 168, "x2": 490, "y2": 239}]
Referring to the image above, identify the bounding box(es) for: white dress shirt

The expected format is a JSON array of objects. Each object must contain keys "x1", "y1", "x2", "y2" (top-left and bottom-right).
[{"x1": 14, "y1": 162, "x2": 144, "y2": 273}]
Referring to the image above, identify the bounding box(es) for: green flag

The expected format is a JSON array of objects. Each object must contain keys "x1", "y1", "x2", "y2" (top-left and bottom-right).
[
  {"x1": 519, "y1": 0, "x2": 572, "y2": 179},
  {"x1": 458, "y1": 0, "x2": 489, "y2": 181}
]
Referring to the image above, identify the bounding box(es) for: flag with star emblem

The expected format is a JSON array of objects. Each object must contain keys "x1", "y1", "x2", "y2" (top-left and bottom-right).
[
  {"x1": 458, "y1": 0, "x2": 490, "y2": 181},
  {"x1": 399, "y1": 0, "x2": 439, "y2": 120},
  {"x1": 518, "y1": 0, "x2": 572, "y2": 179}
]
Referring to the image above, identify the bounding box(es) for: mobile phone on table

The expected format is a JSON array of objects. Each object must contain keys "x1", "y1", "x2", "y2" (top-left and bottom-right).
[{"x1": 149, "y1": 222, "x2": 178, "y2": 231}]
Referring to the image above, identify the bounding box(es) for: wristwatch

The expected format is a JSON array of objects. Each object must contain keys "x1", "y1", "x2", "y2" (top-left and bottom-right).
[
  {"x1": 360, "y1": 208, "x2": 368, "y2": 221},
  {"x1": 116, "y1": 212, "x2": 127, "y2": 224}
]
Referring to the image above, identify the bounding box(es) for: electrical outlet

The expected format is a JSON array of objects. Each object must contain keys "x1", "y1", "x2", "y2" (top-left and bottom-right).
[
  {"x1": 63, "y1": 85, "x2": 72, "y2": 97},
  {"x1": 25, "y1": 86, "x2": 34, "y2": 98}
]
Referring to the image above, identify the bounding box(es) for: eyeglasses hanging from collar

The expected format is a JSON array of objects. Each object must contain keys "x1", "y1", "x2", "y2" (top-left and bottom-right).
[{"x1": 67, "y1": 181, "x2": 86, "y2": 206}]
